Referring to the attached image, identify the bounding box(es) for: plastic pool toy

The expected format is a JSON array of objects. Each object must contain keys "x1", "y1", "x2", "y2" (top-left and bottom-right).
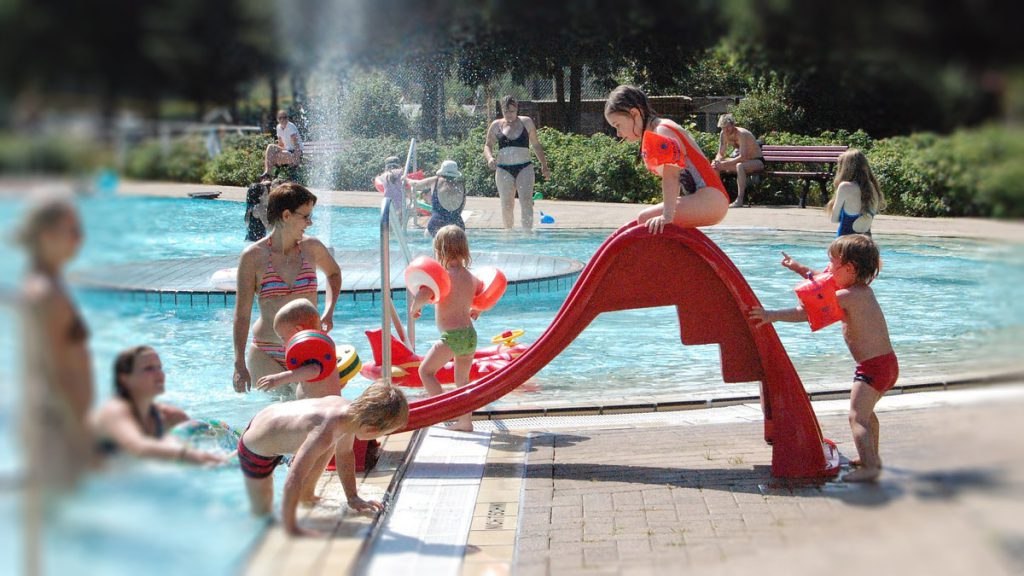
[
  {"x1": 641, "y1": 130, "x2": 685, "y2": 169},
  {"x1": 169, "y1": 419, "x2": 240, "y2": 457},
  {"x1": 210, "y1": 267, "x2": 236, "y2": 291},
  {"x1": 285, "y1": 330, "x2": 337, "y2": 382},
  {"x1": 360, "y1": 329, "x2": 528, "y2": 388},
  {"x1": 539, "y1": 211, "x2": 555, "y2": 224},
  {"x1": 491, "y1": 329, "x2": 525, "y2": 347},
  {"x1": 336, "y1": 344, "x2": 362, "y2": 385}
]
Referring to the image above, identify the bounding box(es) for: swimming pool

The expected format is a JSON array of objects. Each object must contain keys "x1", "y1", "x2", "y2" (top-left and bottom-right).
[{"x1": 0, "y1": 194, "x2": 1021, "y2": 574}]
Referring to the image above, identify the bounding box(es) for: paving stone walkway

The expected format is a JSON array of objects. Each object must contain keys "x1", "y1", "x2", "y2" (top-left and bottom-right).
[{"x1": 512, "y1": 394, "x2": 1024, "y2": 576}]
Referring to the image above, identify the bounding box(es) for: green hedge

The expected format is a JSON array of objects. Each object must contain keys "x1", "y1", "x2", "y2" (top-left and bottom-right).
[
  {"x1": 125, "y1": 136, "x2": 209, "y2": 182},
  {"x1": 0, "y1": 135, "x2": 106, "y2": 174},
  {"x1": 117, "y1": 124, "x2": 1024, "y2": 219},
  {"x1": 201, "y1": 134, "x2": 269, "y2": 186}
]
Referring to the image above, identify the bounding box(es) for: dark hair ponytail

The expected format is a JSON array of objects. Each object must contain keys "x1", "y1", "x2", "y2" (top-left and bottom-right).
[{"x1": 604, "y1": 85, "x2": 658, "y2": 159}]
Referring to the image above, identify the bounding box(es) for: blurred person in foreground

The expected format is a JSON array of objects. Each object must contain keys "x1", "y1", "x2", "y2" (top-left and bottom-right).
[
  {"x1": 19, "y1": 197, "x2": 95, "y2": 490},
  {"x1": 18, "y1": 198, "x2": 94, "y2": 575}
]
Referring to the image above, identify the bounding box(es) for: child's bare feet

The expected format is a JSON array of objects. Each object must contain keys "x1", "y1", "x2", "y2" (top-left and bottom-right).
[
  {"x1": 842, "y1": 466, "x2": 881, "y2": 483},
  {"x1": 299, "y1": 494, "x2": 321, "y2": 507},
  {"x1": 848, "y1": 458, "x2": 883, "y2": 469}
]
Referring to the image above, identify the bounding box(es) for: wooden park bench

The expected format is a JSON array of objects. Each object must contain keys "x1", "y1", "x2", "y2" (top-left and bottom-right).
[{"x1": 757, "y1": 144, "x2": 849, "y2": 208}]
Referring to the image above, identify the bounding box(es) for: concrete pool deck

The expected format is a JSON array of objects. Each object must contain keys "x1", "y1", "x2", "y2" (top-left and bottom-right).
[{"x1": 105, "y1": 179, "x2": 1024, "y2": 243}]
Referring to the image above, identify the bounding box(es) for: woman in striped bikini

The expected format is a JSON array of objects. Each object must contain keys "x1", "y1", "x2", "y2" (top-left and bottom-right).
[{"x1": 232, "y1": 182, "x2": 342, "y2": 394}]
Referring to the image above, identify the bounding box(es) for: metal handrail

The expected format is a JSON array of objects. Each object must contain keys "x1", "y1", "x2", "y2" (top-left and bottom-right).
[{"x1": 380, "y1": 138, "x2": 417, "y2": 381}]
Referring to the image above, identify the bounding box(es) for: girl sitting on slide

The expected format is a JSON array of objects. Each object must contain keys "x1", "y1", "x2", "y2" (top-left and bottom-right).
[{"x1": 604, "y1": 85, "x2": 729, "y2": 232}]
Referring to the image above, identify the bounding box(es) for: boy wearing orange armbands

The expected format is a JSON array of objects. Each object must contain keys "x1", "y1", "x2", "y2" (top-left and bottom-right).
[{"x1": 748, "y1": 235, "x2": 897, "y2": 482}]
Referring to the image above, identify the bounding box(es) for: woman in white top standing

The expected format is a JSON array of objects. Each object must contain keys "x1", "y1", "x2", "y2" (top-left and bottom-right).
[
  {"x1": 260, "y1": 110, "x2": 304, "y2": 181},
  {"x1": 827, "y1": 149, "x2": 885, "y2": 237},
  {"x1": 483, "y1": 96, "x2": 551, "y2": 231}
]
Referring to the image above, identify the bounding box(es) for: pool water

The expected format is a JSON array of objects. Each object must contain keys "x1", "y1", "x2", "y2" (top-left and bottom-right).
[{"x1": 0, "y1": 194, "x2": 1021, "y2": 574}]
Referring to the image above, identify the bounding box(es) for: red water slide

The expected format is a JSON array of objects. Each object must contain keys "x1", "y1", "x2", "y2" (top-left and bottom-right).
[{"x1": 402, "y1": 222, "x2": 839, "y2": 478}]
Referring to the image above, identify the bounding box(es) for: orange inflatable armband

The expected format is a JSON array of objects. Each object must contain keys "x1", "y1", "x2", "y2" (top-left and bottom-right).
[
  {"x1": 286, "y1": 330, "x2": 338, "y2": 382},
  {"x1": 641, "y1": 130, "x2": 686, "y2": 172},
  {"x1": 794, "y1": 273, "x2": 845, "y2": 332},
  {"x1": 406, "y1": 256, "x2": 451, "y2": 303},
  {"x1": 471, "y1": 266, "x2": 507, "y2": 312}
]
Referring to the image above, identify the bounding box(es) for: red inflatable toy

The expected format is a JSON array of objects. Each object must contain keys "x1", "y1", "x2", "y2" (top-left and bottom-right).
[
  {"x1": 795, "y1": 273, "x2": 845, "y2": 331},
  {"x1": 406, "y1": 256, "x2": 450, "y2": 303},
  {"x1": 471, "y1": 266, "x2": 507, "y2": 312},
  {"x1": 360, "y1": 329, "x2": 527, "y2": 388},
  {"x1": 285, "y1": 330, "x2": 337, "y2": 382}
]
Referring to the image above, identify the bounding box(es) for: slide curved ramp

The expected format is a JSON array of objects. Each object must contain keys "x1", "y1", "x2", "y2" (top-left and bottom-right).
[{"x1": 403, "y1": 222, "x2": 837, "y2": 478}]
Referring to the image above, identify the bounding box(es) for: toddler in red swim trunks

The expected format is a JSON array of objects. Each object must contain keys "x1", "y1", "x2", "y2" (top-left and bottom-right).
[{"x1": 748, "y1": 234, "x2": 897, "y2": 483}]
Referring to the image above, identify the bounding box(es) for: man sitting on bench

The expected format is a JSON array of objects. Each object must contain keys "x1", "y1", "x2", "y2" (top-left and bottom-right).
[
  {"x1": 259, "y1": 110, "x2": 303, "y2": 181},
  {"x1": 711, "y1": 114, "x2": 764, "y2": 208}
]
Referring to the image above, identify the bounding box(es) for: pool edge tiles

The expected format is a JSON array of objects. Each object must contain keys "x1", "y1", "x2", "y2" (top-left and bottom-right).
[
  {"x1": 365, "y1": 427, "x2": 492, "y2": 576},
  {"x1": 243, "y1": 431, "x2": 414, "y2": 576}
]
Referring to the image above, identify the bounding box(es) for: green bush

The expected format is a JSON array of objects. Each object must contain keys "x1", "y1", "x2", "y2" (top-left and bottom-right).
[
  {"x1": 202, "y1": 133, "x2": 269, "y2": 186},
  {"x1": 534, "y1": 128, "x2": 660, "y2": 203},
  {"x1": 125, "y1": 136, "x2": 208, "y2": 182},
  {"x1": 443, "y1": 126, "x2": 495, "y2": 197},
  {"x1": 731, "y1": 74, "x2": 806, "y2": 136},
  {"x1": 301, "y1": 136, "x2": 443, "y2": 191},
  {"x1": 868, "y1": 126, "x2": 1024, "y2": 217},
  {"x1": 339, "y1": 73, "x2": 411, "y2": 139},
  {"x1": 0, "y1": 134, "x2": 105, "y2": 174},
  {"x1": 122, "y1": 119, "x2": 1024, "y2": 219}
]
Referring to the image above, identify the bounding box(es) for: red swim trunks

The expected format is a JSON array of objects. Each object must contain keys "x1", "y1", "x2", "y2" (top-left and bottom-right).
[
  {"x1": 854, "y1": 351, "x2": 899, "y2": 394},
  {"x1": 238, "y1": 433, "x2": 283, "y2": 479}
]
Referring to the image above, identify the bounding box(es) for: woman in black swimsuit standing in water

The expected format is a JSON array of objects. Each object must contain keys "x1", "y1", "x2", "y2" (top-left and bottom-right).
[{"x1": 483, "y1": 96, "x2": 551, "y2": 231}]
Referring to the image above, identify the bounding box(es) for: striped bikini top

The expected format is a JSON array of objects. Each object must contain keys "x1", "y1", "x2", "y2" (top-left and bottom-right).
[{"x1": 259, "y1": 237, "x2": 317, "y2": 298}]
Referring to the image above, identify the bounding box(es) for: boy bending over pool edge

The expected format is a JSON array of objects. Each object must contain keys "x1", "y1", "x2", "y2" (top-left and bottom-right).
[
  {"x1": 238, "y1": 381, "x2": 409, "y2": 536},
  {"x1": 748, "y1": 234, "x2": 898, "y2": 483}
]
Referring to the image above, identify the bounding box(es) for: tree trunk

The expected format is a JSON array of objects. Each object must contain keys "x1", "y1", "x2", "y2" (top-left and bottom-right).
[
  {"x1": 553, "y1": 66, "x2": 566, "y2": 132},
  {"x1": 419, "y1": 62, "x2": 440, "y2": 140},
  {"x1": 482, "y1": 83, "x2": 495, "y2": 120},
  {"x1": 436, "y1": 72, "x2": 446, "y2": 139},
  {"x1": 290, "y1": 70, "x2": 306, "y2": 115},
  {"x1": 568, "y1": 63, "x2": 582, "y2": 134},
  {"x1": 269, "y1": 72, "x2": 279, "y2": 132}
]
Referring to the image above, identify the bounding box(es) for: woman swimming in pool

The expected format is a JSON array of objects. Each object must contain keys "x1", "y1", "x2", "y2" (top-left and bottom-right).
[
  {"x1": 232, "y1": 182, "x2": 342, "y2": 394},
  {"x1": 92, "y1": 346, "x2": 225, "y2": 464},
  {"x1": 604, "y1": 85, "x2": 729, "y2": 232}
]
